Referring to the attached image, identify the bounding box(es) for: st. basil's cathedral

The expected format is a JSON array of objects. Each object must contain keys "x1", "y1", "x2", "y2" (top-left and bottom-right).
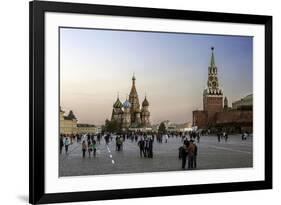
[{"x1": 111, "y1": 74, "x2": 151, "y2": 130}]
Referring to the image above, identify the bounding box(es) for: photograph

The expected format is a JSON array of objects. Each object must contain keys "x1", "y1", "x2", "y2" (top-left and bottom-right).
[{"x1": 59, "y1": 28, "x2": 253, "y2": 177}]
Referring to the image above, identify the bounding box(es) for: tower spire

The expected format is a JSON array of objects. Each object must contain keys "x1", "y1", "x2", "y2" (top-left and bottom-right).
[{"x1": 210, "y1": 47, "x2": 216, "y2": 67}]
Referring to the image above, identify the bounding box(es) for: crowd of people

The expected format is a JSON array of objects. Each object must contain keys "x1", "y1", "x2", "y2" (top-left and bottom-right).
[
  {"x1": 59, "y1": 130, "x2": 251, "y2": 170},
  {"x1": 81, "y1": 135, "x2": 97, "y2": 158},
  {"x1": 59, "y1": 131, "x2": 201, "y2": 169},
  {"x1": 137, "y1": 135, "x2": 154, "y2": 158},
  {"x1": 217, "y1": 132, "x2": 228, "y2": 142}
]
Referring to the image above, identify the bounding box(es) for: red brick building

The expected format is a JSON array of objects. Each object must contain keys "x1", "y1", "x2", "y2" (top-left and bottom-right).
[{"x1": 192, "y1": 47, "x2": 253, "y2": 133}]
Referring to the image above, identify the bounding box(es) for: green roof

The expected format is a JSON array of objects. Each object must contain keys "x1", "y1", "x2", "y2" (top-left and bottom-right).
[{"x1": 113, "y1": 98, "x2": 123, "y2": 108}]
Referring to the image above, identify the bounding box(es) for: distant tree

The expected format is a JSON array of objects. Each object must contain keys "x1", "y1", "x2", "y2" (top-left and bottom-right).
[
  {"x1": 101, "y1": 124, "x2": 106, "y2": 133},
  {"x1": 158, "y1": 122, "x2": 167, "y2": 134},
  {"x1": 104, "y1": 119, "x2": 121, "y2": 133}
]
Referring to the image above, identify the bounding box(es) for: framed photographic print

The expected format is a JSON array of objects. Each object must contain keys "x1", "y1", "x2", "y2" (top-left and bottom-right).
[{"x1": 29, "y1": 0, "x2": 272, "y2": 204}]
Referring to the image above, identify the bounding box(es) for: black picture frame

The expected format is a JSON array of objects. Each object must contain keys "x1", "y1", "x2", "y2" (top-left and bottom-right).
[{"x1": 29, "y1": 0, "x2": 272, "y2": 204}]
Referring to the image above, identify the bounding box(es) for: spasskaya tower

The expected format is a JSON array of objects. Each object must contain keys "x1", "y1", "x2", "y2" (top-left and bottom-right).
[{"x1": 203, "y1": 47, "x2": 223, "y2": 123}]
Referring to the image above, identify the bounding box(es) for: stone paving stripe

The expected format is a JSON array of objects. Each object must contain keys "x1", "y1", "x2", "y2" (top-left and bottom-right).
[
  {"x1": 112, "y1": 160, "x2": 115, "y2": 164},
  {"x1": 209, "y1": 145, "x2": 252, "y2": 154}
]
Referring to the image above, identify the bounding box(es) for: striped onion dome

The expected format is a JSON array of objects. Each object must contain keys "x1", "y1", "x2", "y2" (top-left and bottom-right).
[
  {"x1": 123, "y1": 99, "x2": 131, "y2": 109},
  {"x1": 113, "y1": 98, "x2": 123, "y2": 108}
]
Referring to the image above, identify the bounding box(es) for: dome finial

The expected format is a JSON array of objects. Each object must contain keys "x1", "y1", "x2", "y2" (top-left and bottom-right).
[{"x1": 132, "y1": 72, "x2": 136, "y2": 81}]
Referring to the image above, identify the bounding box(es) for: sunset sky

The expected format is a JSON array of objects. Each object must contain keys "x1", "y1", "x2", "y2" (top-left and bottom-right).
[{"x1": 60, "y1": 27, "x2": 253, "y2": 125}]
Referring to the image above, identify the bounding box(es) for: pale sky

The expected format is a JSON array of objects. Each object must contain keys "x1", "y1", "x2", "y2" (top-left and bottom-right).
[{"x1": 60, "y1": 27, "x2": 253, "y2": 125}]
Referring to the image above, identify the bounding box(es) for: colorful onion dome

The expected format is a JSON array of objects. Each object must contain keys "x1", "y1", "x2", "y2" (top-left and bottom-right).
[
  {"x1": 113, "y1": 98, "x2": 123, "y2": 108},
  {"x1": 123, "y1": 99, "x2": 131, "y2": 109}
]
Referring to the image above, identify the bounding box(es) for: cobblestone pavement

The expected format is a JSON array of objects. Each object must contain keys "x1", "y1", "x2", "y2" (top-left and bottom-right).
[{"x1": 59, "y1": 135, "x2": 253, "y2": 176}]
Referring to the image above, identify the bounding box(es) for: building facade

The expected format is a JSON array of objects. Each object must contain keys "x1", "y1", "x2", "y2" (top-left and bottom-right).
[
  {"x1": 60, "y1": 107, "x2": 97, "y2": 135},
  {"x1": 77, "y1": 124, "x2": 97, "y2": 134},
  {"x1": 192, "y1": 47, "x2": 253, "y2": 133},
  {"x1": 111, "y1": 75, "x2": 151, "y2": 130},
  {"x1": 60, "y1": 107, "x2": 78, "y2": 135},
  {"x1": 232, "y1": 94, "x2": 253, "y2": 110}
]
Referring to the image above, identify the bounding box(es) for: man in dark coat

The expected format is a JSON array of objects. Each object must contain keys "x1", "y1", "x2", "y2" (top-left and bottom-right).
[
  {"x1": 187, "y1": 140, "x2": 195, "y2": 169},
  {"x1": 217, "y1": 133, "x2": 221, "y2": 142},
  {"x1": 181, "y1": 140, "x2": 189, "y2": 169},
  {"x1": 137, "y1": 138, "x2": 145, "y2": 157},
  {"x1": 148, "y1": 137, "x2": 153, "y2": 158},
  {"x1": 59, "y1": 135, "x2": 64, "y2": 154},
  {"x1": 193, "y1": 142, "x2": 198, "y2": 168}
]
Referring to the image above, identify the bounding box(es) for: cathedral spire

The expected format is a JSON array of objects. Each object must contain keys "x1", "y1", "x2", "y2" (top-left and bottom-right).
[
  {"x1": 210, "y1": 47, "x2": 216, "y2": 67},
  {"x1": 129, "y1": 74, "x2": 140, "y2": 123},
  {"x1": 130, "y1": 74, "x2": 137, "y2": 95}
]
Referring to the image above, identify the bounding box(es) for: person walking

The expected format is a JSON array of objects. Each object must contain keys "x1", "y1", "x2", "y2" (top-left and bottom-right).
[
  {"x1": 165, "y1": 134, "x2": 168, "y2": 143},
  {"x1": 82, "y1": 140, "x2": 87, "y2": 158},
  {"x1": 59, "y1": 135, "x2": 64, "y2": 154},
  {"x1": 187, "y1": 140, "x2": 195, "y2": 169},
  {"x1": 92, "y1": 139, "x2": 97, "y2": 157},
  {"x1": 88, "y1": 141, "x2": 92, "y2": 157},
  {"x1": 64, "y1": 137, "x2": 70, "y2": 154},
  {"x1": 197, "y1": 132, "x2": 200, "y2": 143},
  {"x1": 193, "y1": 142, "x2": 198, "y2": 168},
  {"x1": 115, "y1": 136, "x2": 119, "y2": 151},
  {"x1": 97, "y1": 134, "x2": 101, "y2": 144},
  {"x1": 144, "y1": 138, "x2": 149, "y2": 157},
  {"x1": 244, "y1": 132, "x2": 248, "y2": 140},
  {"x1": 178, "y1": 145, "x2": 183, "y2": 159},
  {"x1": 137, "y1": 137, "x2": 145, "y2": 157},
  {"x1": 225, "y1": 133, "x2": 228, "y2": 142},
  {"x1": 181, "y1": 141, "x2": 189, "y2": 169},
  {"x1": 105, "y1": 134, "x2": 110, "y2": 144},
  {"x1": 116, "y1": 137, "x2": 122, "y2": 151},
  {"x1": 148, "y1": 137, "x2": 153, "y2": 158}
]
